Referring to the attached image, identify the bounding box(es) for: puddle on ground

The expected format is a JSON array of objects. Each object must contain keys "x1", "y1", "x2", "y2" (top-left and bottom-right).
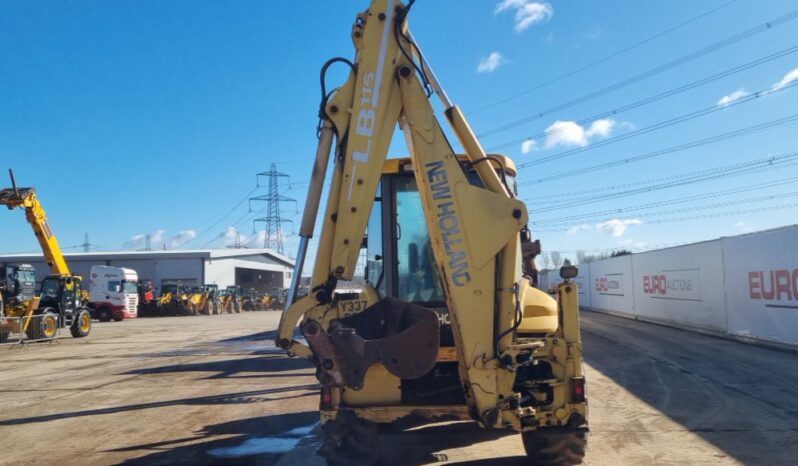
[{"x1": 207, "y1": 422, "x2": 319, "y2": 458}]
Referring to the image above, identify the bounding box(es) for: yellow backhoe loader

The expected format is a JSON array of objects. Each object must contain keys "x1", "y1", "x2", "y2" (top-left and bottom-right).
[
  {"x1": 0, "y1": 170, "x2": 92, "y2": 341},
  {"x1": 277, "y1": 2, "x2": 587, "y2": 465},
  {"x1": 186, "y1": 287, "x2": 207, "y2": 316}
]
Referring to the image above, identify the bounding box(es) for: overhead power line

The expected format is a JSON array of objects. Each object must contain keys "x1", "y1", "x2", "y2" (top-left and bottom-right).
[
  {"x1": 518, "y1": 113, "x2": 798, "y2": 184},
  {"x1": 536, "y1": 202, "x2": 798, "y2": 233},
  {"x1": 531, "y1": 177, "x2": 798, "y2": 225},
  {"x1": 181, "y1": 186, "x2": 258, "y2": 248},
  {"x1": 507, "y1": 80, "x2": 798, "y2": 165},
  {"x1": 491, "y1": 44, "x2": 798, "y2": 151},
  {"x1": 468, "y1": 0, "x2": 739, "y2": 115},
  {"x1": 524, "y1": 155, "x2": 798, "y2": 202},
  {"x1": 478, "y1": 8, "x2": 798, "y2": 139},
  {"x1": 526, "y1": 149, "x2": 798, "y2": 214}
]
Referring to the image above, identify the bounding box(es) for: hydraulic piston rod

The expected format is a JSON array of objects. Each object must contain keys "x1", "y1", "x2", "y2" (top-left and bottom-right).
[{"x1": 285, "y1": 120, "x2": 335, "y2": 309}]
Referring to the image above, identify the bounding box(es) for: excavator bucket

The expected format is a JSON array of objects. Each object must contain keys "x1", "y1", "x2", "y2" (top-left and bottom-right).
[{"x1": 302, "y1": 297, "x2": 439, "y2": 390}]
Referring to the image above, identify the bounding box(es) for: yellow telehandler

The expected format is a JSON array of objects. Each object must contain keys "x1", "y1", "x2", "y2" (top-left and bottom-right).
[
  {"x1": 277, "y1": 2, "x2": 587, "y2": 465},
  {"x1": 0, "y1": 170, "x2": 92, "y2": 340}
]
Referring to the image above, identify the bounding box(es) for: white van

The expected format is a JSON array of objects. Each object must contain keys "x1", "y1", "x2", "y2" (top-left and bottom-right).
[{"x1": 88, "y1": 266, "x2": 139, "y2": 321}]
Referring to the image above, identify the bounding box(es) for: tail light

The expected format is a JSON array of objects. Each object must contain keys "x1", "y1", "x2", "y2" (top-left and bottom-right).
[
  {"x1": 320, "y1": 386, "x2": 333, "y2": 410},
  {"x1": 571, "y1": 377, "x2": 586, "y2": 403}
]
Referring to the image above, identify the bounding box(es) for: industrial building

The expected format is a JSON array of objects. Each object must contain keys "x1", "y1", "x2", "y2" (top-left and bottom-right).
[{"x1": 0, "y1": 249, "x2": 294, "y2": 293}]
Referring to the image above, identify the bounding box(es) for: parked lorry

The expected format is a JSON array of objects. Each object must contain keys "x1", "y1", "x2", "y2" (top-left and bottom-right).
[{"x1": 87, "y1": 265, "x2": 139, "y2": 321}]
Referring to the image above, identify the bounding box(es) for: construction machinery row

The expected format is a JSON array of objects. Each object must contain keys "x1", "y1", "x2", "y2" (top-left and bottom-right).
[{"x1": 137, "y1": 283, "x2": 284, "y2": 317}]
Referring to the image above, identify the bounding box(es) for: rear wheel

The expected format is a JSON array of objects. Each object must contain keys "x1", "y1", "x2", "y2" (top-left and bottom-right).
[
  {"x1": 70, "y1": 309, "x2": 92, "y2": 338},
  {"x1": 319, "y1": 411, "x2": 378, "y2": 466},
  {"x1": 26, "y1": 312, "x2": 58, "y2": 341},
  {"x1": 521, "y1": 428, "x2": 586, "y2": 465},
  {"x1": 97, "y1": 307, "x2": 112, "y2": 322}
]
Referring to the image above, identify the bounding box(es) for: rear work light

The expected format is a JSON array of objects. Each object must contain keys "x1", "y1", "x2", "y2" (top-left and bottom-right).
[
  {"x1": 320, "y1": 386, "x2": 333, "y2": 410},
  {"x1": 571, "y1": 377, "x2": 586, "y2": 403}
]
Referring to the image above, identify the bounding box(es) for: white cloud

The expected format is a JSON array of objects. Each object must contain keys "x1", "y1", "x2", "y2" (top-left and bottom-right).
[
  {"x1": 568, "y1": 218, "x2": 642, "y2": 237},
  {"x1": 544, "y1": 118, "x2": 616, "y2": 149},
  {"x1": 122, "y1": 228, "x2": 195, "y2": 250},
  {"x1": 167, "y1": 230, "x2": 196, "y2": 249},
  {"x1": 773, "y1": 67, "x2": 798, "y2": 91},
  {"x1": 596, "y1": 219, "x2": 642, "y2": 237},
  {"x1": 567, "y1": 224, "x2": 592, "y2": 235},
  {"x1": 545, "y1": 121, "x2": 588, "y2": 148},
  {"x1": 477, "y1": 52, "x2": 505, "y2": 73},
  {"x1": 717, "y1": 88, "x2": 749, "y2": 107},
  {"x1": 495, "y1": 0, "x2": 553, "y2": 32},
  {"x1": 734, "y1": 221, "x2": 754, "y2": 233},
  {"x1": 585, "y1": 119, "x2": 616, "y2": 138},
  {"x1": 215, "y1": 227, "x2": 287, "y2": 249},
  {"x1": 521, "y1": 138, "x2": 537, "y2": 154}
]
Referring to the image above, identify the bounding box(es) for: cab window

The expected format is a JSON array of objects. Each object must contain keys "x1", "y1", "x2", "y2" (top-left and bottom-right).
[
  {"x1": 394, "y1": 176, "x2": 444, "y2": 304},
  {"x1": 365, "y1": 183, "x2": 385, "y2": 296},
  {"x1": 40, "y1": 279, "x2": 60, "y2": 300}
]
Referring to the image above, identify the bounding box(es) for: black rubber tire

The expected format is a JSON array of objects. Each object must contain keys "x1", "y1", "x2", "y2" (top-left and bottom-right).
[
  {"x1": 25, "y1": 312, "x2": 58, "y2": 341},
  {"x1": 70, "y1": 309, "x2": 92, "y2": 338},
  {"x1": 112, "y1": 314, "x2": 124, "y2": 322},
  {"x1": 319, "y1": 412, "x2": 378, "y2": 466},
  {"x1": 0, "y1": 331, "x2": 10, "y2": 343},
  {"x1": 521, "y1": 428, "x2": 586, "y2": 465},
  {"x1": 97, "y1": 307, "x2": 112, "y2": 322}
]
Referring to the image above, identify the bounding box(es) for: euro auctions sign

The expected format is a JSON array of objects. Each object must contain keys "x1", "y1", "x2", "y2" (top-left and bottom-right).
[
  {"x1": 641, "y1": 269, "x2": 702, "y2": 302},
  {"x1": 595, "y1": 274, "x2": 624, "y2": 296},
  {"x1": 748, "y1": 269, "x2": 798, "y2": 305}
]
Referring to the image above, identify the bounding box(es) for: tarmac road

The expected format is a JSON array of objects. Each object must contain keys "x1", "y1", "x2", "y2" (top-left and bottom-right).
[{"x1": 0, "y1": 311, "x2": 796, "y2": 465}]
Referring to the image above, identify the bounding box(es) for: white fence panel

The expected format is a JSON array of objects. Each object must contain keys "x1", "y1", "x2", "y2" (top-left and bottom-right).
[
  {"x1": 537, "y1": 269, "x2": 550, "y2": 292},
  {"x1": 631, "y1": 241, "x2": 726, "y2": 332},
  {"x1": 722, "y1": 226, "x2": 798, "y2": 346},
  {"x1": 588, "y1": 255, "x2": 634, "y2": 314},
  {"x1": 574, "y1": 266, "x2": 591, "y2": 308}
]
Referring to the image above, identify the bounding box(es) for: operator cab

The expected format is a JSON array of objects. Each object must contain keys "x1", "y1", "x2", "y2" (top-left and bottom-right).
[
  {"x1": 38, "y1": 275, "x2": 84, "y2": 320},
  {"x1": 364, "y1": 155, "x2": 517, "y2": 311},
  {"x1": 358, "y1": 155, "x2": 517, "y2": 406}
]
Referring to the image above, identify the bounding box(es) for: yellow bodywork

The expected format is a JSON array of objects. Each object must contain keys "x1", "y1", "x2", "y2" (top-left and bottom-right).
[
  {"x1": 276, "y1": 0, "x2": 586, "y2": 444},
  {"x1": 1, "y1": 175, "x2": 79, "y2": 333},
  {"x1": 0, "y1": 186, "x2": 70, "y2": 276}
]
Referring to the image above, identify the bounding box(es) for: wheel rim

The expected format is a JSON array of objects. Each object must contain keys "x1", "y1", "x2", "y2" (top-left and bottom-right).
[
  {"x1": 80, "y1": 313, "x2": 90, "y2": 332},
  {"x1": 44, "y1": 316, "x2": 57, "y2": 338}
]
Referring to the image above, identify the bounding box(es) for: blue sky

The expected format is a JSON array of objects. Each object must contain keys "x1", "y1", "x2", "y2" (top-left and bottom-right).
[{"x1": 1, "y1": 0, "x2": 797, "y2": 273}]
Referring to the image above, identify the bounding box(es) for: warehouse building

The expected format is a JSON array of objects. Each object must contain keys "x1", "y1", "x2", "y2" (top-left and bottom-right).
[{"x1": 0, "y1": 249, "x2": 294, "y2": 293}]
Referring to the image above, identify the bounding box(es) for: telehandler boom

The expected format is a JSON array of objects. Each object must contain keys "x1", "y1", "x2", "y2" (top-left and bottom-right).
[{"x1": 277, "y1": 2, "x2": 587, "y2": 464}]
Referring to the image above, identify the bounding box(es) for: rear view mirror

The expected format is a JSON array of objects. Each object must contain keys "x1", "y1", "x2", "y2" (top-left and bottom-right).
[{"x1": 560, "y1": 265, "x2": 578, "y2": 280}]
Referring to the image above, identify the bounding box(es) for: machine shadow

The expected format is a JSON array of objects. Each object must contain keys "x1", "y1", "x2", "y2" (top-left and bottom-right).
[
  {"x1": 0, "y1": 384, "x2": 318, "y2": 427},
  {"x1": 121, "y1": 355, "x2": 314, "y2": 379},
  {"x1": 115, "y1": 410, "x2": 320, "y2": 466},
  {"x1": 218, "y1": 327, "x2": 303, "y2": 344},
  {"x1": 375, "y1": 419, "x2": 521, "y2": 466},
  {"x1": 580, "y1": 311, "x2": 798, "y2": 466}
]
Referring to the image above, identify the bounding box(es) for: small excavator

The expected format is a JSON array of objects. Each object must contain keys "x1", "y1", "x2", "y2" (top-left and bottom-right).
[
  {"x1": 0, "y1": 170, "x2": 92, "y2": 341},
  {"x1": 277, "y1": 1, "x2": 587, "y2": 465}
]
